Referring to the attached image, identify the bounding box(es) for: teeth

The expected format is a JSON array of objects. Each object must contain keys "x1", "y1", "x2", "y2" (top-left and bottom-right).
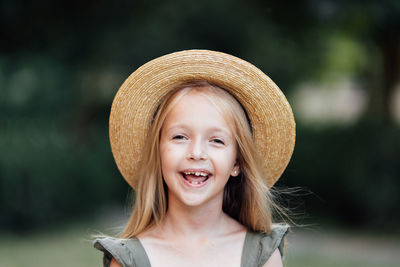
[{"x1": 183, "y1": 171, "x2": 208, "y2": 177}]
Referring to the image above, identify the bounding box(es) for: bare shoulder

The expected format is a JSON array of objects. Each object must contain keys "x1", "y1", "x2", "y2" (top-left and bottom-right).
[
  {"x1": 110, "y1": 257, "x2": 122, "y2": 267},
  {"x1": 262, "y1": 248, "x2": 283, "y2": 267}
]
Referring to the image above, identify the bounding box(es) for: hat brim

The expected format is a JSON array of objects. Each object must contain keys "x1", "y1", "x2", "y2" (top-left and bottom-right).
[{"x1": 109, "y1": 50, "x2": 295, "y2": 188}]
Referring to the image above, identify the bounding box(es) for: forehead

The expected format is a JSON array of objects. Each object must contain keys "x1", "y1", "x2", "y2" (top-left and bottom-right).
[
  {"x1": 175, "y1": 84, "x2": 239, "y2": 114},
  {"x1": 163, "y1": 90, "x2": 232, "y2": 130}
]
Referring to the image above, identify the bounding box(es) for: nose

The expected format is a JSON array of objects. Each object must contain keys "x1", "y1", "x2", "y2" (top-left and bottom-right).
[{"x1": 187, "y1": 138, "x2": 207, "y2": 160}]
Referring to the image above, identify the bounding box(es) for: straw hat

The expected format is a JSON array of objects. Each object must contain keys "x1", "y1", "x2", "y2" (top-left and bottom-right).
[{"x1": 109, "y1": 50, "x2": 295, "y2": 189}]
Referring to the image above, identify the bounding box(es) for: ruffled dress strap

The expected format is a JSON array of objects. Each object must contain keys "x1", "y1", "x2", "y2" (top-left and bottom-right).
[
  {"x1": 241, "y1": 224, "x2": 289, "y2": 267},
  {"x1": 93, "y1": 237, "x2": 151, "y2": 267}
]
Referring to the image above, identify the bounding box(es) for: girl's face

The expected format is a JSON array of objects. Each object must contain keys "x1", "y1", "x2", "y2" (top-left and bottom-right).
[{"x1": 159, "y1": 89, "x2": 240, "y2": 208}]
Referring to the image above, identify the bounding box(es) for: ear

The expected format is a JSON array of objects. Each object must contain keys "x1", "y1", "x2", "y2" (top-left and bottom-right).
[{"x1": 231, "y1": 163, "x2": 240, "y2": 177}]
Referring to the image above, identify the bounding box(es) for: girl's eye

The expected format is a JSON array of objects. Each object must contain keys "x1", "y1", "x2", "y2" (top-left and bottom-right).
[
  {"x1": 172, "y1": 134, "x2": 186, "y2": 140},
  {"x1": 212, "y1": 138, "x2": 225, "y2": 145}
]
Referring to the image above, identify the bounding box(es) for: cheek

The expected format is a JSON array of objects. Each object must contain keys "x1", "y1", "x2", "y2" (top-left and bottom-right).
[
  {"x1": 212, "y1": 148, "x2": 237, "y2": 170},
  {"x1": 160, "y1": 144, "x2": 182, "y2": 172},
  {"x1": 160, "y1": 146, "x2": 172, "y2": 171}
]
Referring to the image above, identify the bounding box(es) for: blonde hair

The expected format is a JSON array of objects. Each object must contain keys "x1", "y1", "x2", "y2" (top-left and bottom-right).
[{"x1": 120, "y1": 81, "x2": 276, "y2": 238}]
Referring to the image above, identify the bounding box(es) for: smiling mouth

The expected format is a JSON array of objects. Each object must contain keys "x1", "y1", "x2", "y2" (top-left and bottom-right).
[{"x1": 180, "y1": 171, "x2": 210, "y2": 185}]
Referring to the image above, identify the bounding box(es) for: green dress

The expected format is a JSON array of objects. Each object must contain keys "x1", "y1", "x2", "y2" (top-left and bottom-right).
[{"x1": 93, "y1": 224, "x2": 289, "y2": 267}]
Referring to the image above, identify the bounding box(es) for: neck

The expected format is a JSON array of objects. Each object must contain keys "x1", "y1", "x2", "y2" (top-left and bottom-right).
[{"x1": 161, "y1": 194, "x2": 230, "y2": 239}]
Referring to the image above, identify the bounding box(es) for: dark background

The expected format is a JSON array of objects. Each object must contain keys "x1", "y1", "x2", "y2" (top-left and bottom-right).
[{"x1": 1, "y1": 0, "x2": 399, "y2": 234}]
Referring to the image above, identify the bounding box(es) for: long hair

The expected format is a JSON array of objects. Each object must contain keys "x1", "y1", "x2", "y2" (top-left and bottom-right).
[{"x1": 120, "y1": 80, "x2": 276, "y2": 238}]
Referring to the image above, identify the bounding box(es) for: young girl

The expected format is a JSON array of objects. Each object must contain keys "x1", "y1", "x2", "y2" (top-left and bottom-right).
[{"x1": 94, "y1": 50, "x2": 296, "y2": 267}]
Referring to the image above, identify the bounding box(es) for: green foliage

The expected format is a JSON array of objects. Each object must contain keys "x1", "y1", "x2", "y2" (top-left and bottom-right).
[
  {"x1": 1, "y1": 0, "x2": 400, "y2": 232},
  {"x1": 0, "y1": 55, "x2": 129, "y2": 231},
  {"x1": 281, "y1": 121, "x2": 400, "y2": 229}
]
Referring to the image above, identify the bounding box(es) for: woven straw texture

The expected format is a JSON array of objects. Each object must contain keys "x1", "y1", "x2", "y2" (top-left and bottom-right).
[{"x1": 109, "y1": 50, "x2": 295, "y2": 189}]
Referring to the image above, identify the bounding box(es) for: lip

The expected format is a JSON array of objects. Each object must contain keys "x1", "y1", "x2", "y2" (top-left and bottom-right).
[{"x1": 179, "y1": 168, "x2": 212, "y2": 188}]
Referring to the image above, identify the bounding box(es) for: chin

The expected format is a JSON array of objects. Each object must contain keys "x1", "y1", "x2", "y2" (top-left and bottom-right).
[
  {"x1": 180, "y1": 197, "x2": 207, "y2": 207},
  {"x1": 180, "y1": 193, "x2": 221, "y2": 208}
]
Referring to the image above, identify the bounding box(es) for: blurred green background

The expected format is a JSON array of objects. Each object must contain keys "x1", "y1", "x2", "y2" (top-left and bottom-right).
[{"x1": 1, "y1": 0, "x2": 400, "y2": 266}]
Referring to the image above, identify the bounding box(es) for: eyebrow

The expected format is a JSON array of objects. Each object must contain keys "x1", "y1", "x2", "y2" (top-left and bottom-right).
[{"x1": 165, "y1": 124, "x2": 232, "y2": 138}]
